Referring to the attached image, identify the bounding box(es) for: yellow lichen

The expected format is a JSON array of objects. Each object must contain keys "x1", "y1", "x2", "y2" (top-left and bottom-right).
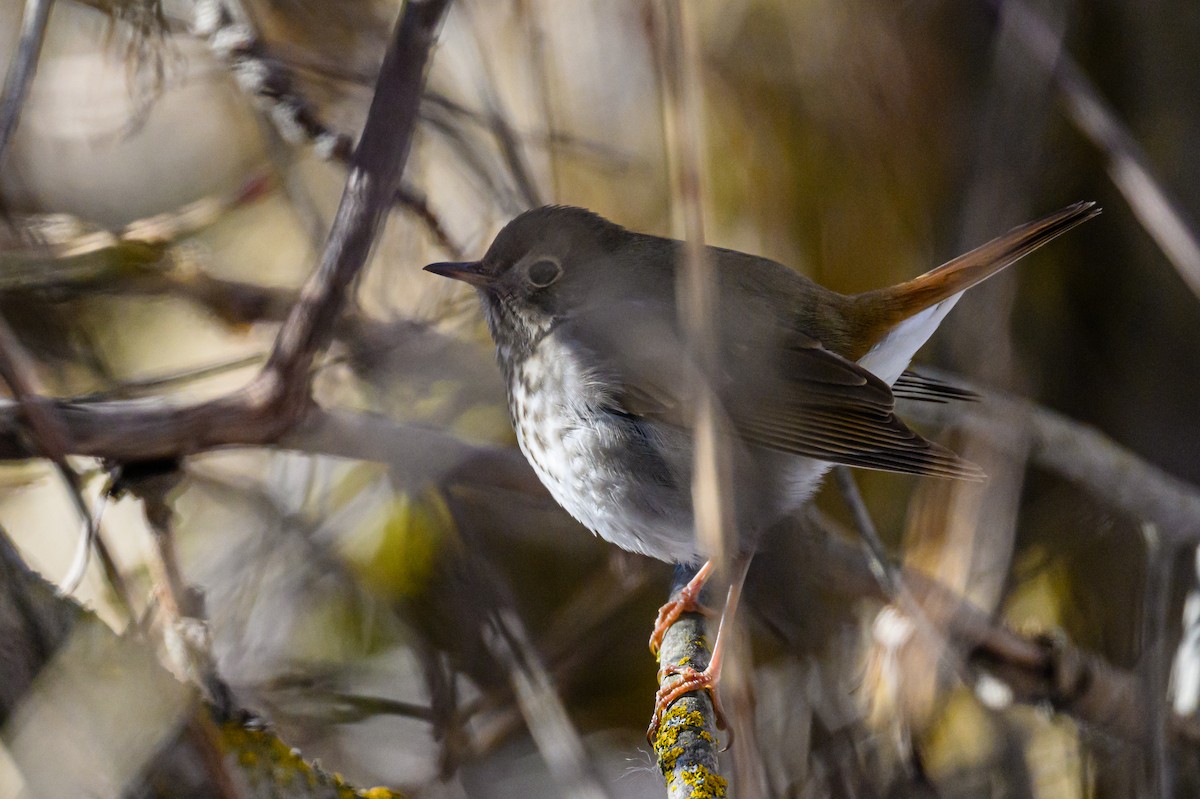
[
  {"x1": 678, "y1": 764, "x2": 728, "y2": 798},
  {"x1": 654, "y1": 703, "x2": 714, "y2": 774},
  {"x1": 219, "y1": 720, "x2": 406, "y2": 798},
  {"x1": 660, "y1": 746, "x2": 685, "y2": 780}
]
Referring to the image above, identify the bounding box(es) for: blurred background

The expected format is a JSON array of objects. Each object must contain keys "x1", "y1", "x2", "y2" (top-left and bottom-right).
[{"x1": 1, "y1": 0, "x2": 1199, "y2": 797}]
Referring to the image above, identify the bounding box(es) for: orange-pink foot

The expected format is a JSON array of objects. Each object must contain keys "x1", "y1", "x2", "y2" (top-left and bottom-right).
[
  {"x1": 648, "y1": 594, "x2": 714, "y2": 656},
  {"x1": 646, "y1": 664, "x2": 726, "y2": 743}
]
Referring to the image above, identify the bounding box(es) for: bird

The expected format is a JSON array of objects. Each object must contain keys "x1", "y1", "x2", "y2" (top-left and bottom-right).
[{"x1": 423, "y1": 201, "x2": 1098, "y2": 735}]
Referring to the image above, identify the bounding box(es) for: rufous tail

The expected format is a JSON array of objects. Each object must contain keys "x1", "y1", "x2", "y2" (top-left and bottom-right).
[{"x1": 851, "y1": 201, "x2": 1100, "y2": 355}]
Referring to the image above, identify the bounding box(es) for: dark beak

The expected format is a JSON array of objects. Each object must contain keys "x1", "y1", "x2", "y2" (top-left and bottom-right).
[{"x1": 423, "y1": 261, "x2": 492, "y2": 287}]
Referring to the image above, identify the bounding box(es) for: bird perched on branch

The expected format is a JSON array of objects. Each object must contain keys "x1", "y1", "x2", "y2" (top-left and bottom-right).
[{"x1": 424, "y1": 201, "x2": 1098, "y2": 735}]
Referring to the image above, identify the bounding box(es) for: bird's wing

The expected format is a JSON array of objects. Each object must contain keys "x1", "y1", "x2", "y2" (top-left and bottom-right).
[
  {"x1": 558, "y1": 303, "x2": 983, "y2": 481},
  {"x1": 892, "y1": 370, "x2": 980, "y2": 403},
  {"x1": 731, "y1": 329, "x2": 983, "y2": 479}
]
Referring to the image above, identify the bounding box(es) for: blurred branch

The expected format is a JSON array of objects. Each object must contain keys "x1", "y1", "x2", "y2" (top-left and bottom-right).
[
  {"x1": 256, "y1": 0, "x2": 452, "y2": 417},
  {"x1": 0, "y1": 307, "x2": 133, "y2": 612},
  {"x1": 902, "y1": 370, "x2": 1200, "y2": 545},
  {"x1": 797, "y1": 510, "x2": 1200, "y2": 749},
  {"x1": 833, "y1": 466, "x2": 901, "y2": 597},
  {"x1": 0, "y1": 0, "x2": 451, "y2": 463},
  {"x1": 284, "y1": 407, "x2": 537, "y2": 493},
  {"x1": 125, "y1": 461, "x2": 237, "y2": 716},
  {"x1": 0, "y1": 527, "x2": 406, "y2": 798},
  {"x1": 0, "y1": 0, "x2": 52, "y2": 168},
  {"x1": 515, "y1": 0, "x2": 559, "y2": 200},
  {"x1": 197, "y1": 0, "x2": 464, "y2": 256},
  {"x1": 457, "y1": 2, "x2": 544, "y2": 209},
  {"x1": 657, "y1": 0, "x2": 733, "y2": 573},
  {"x1": 485, "y1": 608, "x2": 613, "y2": 799},
  {"x1": 998, "y1": 0, "x2": 1200, "y2": 299}
]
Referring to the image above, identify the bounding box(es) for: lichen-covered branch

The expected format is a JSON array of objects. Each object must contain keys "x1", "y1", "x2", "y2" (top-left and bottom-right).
[{"x1": 652, "y1": 574, "x2": 727, "y2": 799}]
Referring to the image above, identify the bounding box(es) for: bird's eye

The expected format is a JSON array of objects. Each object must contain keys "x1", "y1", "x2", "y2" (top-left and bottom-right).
[{"x1": 526, "y1": 258, "x2": 562, "y2": 287}]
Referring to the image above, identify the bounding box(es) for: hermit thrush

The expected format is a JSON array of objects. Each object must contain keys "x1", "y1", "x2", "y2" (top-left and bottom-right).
[{"x1": 424, "y1": 201, "x2": 1097, "y2": 732}]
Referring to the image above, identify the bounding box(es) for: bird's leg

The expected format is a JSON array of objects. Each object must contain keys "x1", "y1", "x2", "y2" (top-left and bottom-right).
[
  {"x1": 647, "y1": 555, "x2": 752, "y2": 742},
  {"x1": 649, "y1": 560, "x2": 715, "y2": 656}
]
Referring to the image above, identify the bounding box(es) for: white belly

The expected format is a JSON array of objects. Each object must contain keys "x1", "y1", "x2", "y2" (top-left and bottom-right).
[{"x1": 508, "y1": 336, "x2": 700, "y2": 564}]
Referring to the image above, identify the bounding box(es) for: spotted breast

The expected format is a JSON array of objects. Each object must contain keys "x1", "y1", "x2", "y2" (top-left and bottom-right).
[{"x1": 505, "y1": 331, "x2": 701, "y2": 564}]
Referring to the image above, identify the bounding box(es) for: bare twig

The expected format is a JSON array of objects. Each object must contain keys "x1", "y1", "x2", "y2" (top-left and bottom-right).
[
  {"x1": 658, "y1": 0, "x2": 733, "y2": 573},
  {"x1": 515, "y1": 0, "x2": 560, "y2": 200},
  {"x1": 0, "y1": 312, "x2": 135, "y2": 613},
  {"x1": 833, "y1": 466, "x2": 901, "y2": 597},
  {"x1": 653, "y1": 4, "x2": 734, "y2": 793},
  {"x1": 0, "y1": 0, "x2": 53, "y2": 167},
  {"x1": 123, "y1": 461, "x2": 236, "y2": 717},
  {"x1": 257, "y1": 0, "x2": 453, "y2": 416},
  {"x1": 485, "y1": 608, "x2": 612, "y2": 799},
  {"x1": 456, "y1": 2, "x2": 544, "y2": 209}
]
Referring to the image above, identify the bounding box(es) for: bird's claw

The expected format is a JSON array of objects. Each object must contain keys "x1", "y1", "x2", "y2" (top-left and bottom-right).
[
  {"x1": 645, "y1": 664, "x2": 727, "y2": 744},
  {"x1": 648, "y1": 593, "x2": 714, "y2": 657}
]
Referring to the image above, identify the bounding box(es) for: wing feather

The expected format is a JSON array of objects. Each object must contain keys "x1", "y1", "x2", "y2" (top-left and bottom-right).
[{"x1": 557, "y1": 303, "x2": 982, "y2": 481}]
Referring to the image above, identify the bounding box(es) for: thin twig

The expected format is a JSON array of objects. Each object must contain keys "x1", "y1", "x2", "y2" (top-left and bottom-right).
[
  {"x1": 141, "y1": 475, "x2": 237, "y2": 719},
  {"x1": 833, "y1": 466, "x2": 900, "y2": 597},
  {"x1": 658, "y1": 0, "x2": 733, "y2": 573},
  {"x1": 197, "y1": 0, "x2": 464, "y2": 256},
  {"x1": 457, "y1": 2, "x2": 544, "y2": 209},
  {"x1": 654, "y1": 4, "x2": 734, "y2": 793},
  {"x1": 485, "y1": 608, "x2": 612, "y2": 799},
  {"x1": 0, "y1": 0, "x2": 53, "y2": 167},
  {"x1": 998, "y1": 0, "x2": 1200, "y2": 300},
  {"x1": 0, "y1": 312, "x2": 134, "y2": 614},
  {"x1": 515, "y1": 0, "x2": 560, "y2": 201},
  {"x1": 833, "y1": 467, "x2": 978, "y2": 712}
]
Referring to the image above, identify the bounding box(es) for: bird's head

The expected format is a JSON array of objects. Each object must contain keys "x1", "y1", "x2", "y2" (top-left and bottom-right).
[{"x1": 424, "y1": 205, "x2": 635, "y2": 356}]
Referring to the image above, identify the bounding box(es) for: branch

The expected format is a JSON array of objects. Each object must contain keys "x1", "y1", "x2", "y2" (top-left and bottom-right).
[
  {"x1": 900, "y1": 370, "x2": 1200, "y2": 546},
  {"x1": 994, "y1": 0, "x2": 1200, "y2": 300},
  {"x1": 652, "y1": 569, "x2": 727, "y2": 799},
  {"x1": 484, "y1": 608, "x2": 614, "y2": 799},
  {"x1": 0, "y1": 0, "x2": 452, "y2": 464},
  {"x1": 0, "y1": 0, "x2": 52, "y2": 167},
  {"x1": 257, "y1": 0, "x2": 453, "y2": 423},
  {"x1": 0, "y1": 528, "x2": 407, "y2": 798},
  {"x1": 197, "y1": 0, "x2": 464, "y2": 256},
  {"x1": 784, "y1": 510, "x2": 1200, "y2": 748}
]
